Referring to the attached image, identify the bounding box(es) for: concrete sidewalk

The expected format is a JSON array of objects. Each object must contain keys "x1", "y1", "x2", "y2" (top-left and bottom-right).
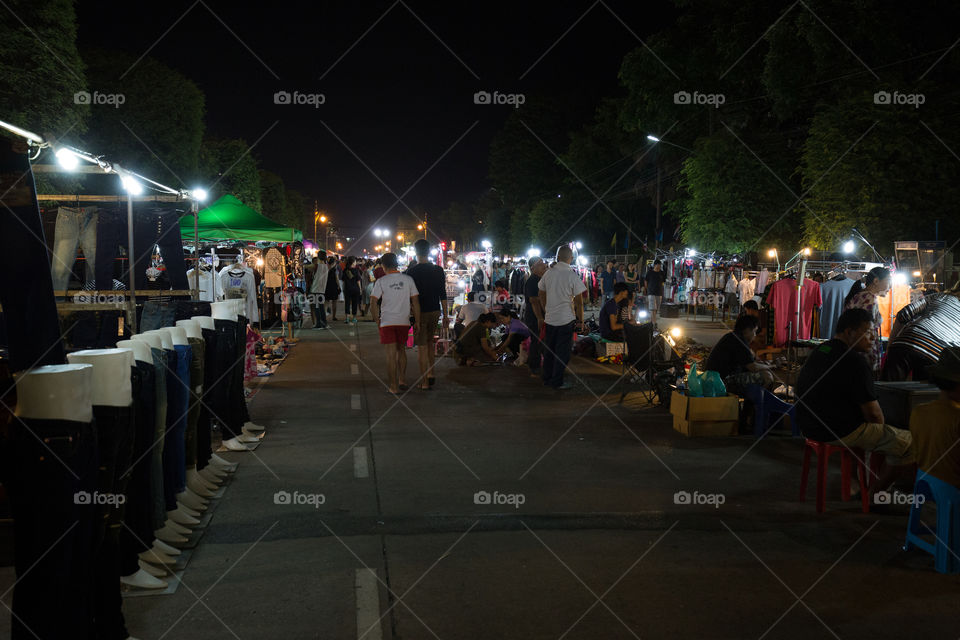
[{"x1": 2, "y1": 319, "x2": 957, "y2": 639}]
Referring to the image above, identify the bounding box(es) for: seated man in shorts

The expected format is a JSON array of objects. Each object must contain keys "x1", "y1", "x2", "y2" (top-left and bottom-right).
[{"x1": 797, "y1": 308, "x2": 914, "y2": 497}]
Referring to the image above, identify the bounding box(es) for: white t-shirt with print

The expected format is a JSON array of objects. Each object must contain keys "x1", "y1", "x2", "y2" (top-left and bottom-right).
[
  {"x1": 538, "y1": 261, "x2": 587, "y2": 326},
  {"x1": 371, "y1": 272, "x2": 419, "y2": 326}
]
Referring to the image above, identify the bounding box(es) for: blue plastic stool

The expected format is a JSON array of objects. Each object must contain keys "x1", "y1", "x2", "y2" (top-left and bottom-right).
[
  {"x1": 903, "y1": 471, "x2": 960, "y2": 574},
  {"x1": 744, "y1": 384, "x2": 799, "y2": 437}
]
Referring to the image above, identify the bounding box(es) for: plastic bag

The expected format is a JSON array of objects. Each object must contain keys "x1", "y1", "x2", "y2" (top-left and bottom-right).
[
  {"x1": 702, "y1": 370, "x2": 727, "y2": 397},
  {"x1": 687, "y1": 364, "x2": 703, "y2": 397}
]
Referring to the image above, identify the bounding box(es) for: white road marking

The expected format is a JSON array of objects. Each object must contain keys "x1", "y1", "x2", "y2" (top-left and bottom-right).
[
  {"x1": 351, "y1": 394, "x2": 362, "y2": 410},
  {"x1": 355, "y1": 568, "x2": 383, "y2": 640},
  {"x1": 351, "y1": 363, "x2": 359, "y2": 375},
  {"x1": 353, "y1": 447, "x2": 369, "y2": 478}
]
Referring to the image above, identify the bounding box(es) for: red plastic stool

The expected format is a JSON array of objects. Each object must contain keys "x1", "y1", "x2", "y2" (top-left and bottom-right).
[{"x1": 799, "y1": 439, "x2": 874, "y2": 513}]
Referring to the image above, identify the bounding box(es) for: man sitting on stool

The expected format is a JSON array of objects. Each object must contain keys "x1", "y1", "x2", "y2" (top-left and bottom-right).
[
  {"x1": 797, "y1": 308, "x2": 914, "y2": 498},
  {"x1": 704, "y1": 314, "x2": 776, "y2": 394},
  {"x1": 599, "y1": 282, "x2": 630, "y2": 341},
  {"x1": 909, "y1": 346, "x2": 960, "y2": 488}
]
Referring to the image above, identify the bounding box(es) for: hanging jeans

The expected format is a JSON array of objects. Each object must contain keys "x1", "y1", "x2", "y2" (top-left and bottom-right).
[
  {"x1": 235, "y1": 316, "x2": 251, "y2": 425},
  {"x1": 119, "y1": 360, "x2": 157, "y2": 574},
  {"x1": 92, "y1": 403, "x2": 134, "y2": 640},
  {"x1": 185, "y1": 337, "x2": 204, "y2": 467},
  {"x1": 150, "y1": 348, "x2": 168, "y2": 530},
  {"x1": 162, "y1": 344, "x2": 191, "y2": 511},
  {"x1": 132, "y1": 204, "x2": 189, "y2": 291},
  {"x1": 51, "y1": 206, "x2": 98, "y2": 292},
  {"x1": 541, "y1": 321, "x2": 576, "y2": 388},
  {"x1": 95, "y1": 205, "x2": 127, "y2": 290},
  {"x1": 196, "y1": 327, "x2": 217, "y2": 471},
  {"x1": 0, "y1": 140, "x2": 66, "y2": 370},
  {"x1": 2, "y1": 418, "x2": 98, "y2": 639}
]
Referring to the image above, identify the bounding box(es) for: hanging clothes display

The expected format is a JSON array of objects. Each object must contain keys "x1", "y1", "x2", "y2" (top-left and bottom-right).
[
  {"x1": 131, "y1": 202, "x2": 189, "y2": 291},
  {"x1": 756, "y1": 269, "x2": 770, "y2": 295},
  {"x1": 219, "y1": 264, "x2": 260, "y2": 322},
  {"x1": 186, "y1": 265, "x2": 224, "y2": 302},
  {"x1": 51, "y1": 206, "x2": 98, "y2": 291},
  {"x1": 767, "y1": 277, "x2": 822, "y2": 346},
  {"x1": 738, "y1": 276, "x2": 756, "y2": 305},
  {"x1": 94, "y1": 205, "x2": 127, "y2": 290},
  {"x1": 818, "y1": 277, "x2": 855, "y2": 339},
  {"x1": 263, "y1": 246, "x2": 284, "y2": 288}
]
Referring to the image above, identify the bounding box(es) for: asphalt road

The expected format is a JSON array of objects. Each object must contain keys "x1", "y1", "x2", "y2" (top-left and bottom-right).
[{"x1": 3, "y1": 318, "x2": 958, "y2": 639}]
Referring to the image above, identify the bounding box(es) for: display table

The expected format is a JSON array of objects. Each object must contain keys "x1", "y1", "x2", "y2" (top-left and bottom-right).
[{"x1": 875, "y1": 381, "x2": 939, "y2": 429}]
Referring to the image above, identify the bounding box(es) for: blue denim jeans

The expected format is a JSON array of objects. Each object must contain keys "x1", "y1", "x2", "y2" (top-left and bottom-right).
[
  {"x1": 541, "y1": 321, "x2": 575, "y2": 388},
  {"x1": 162, "y1": 345, "x2": 191, "y2": 511},
  {"x1": 51, "y1": 206, "x2": 98, "y2": 292},
  {"x1": 150, "y1": 348, "x2": 168, "y2": 530}
]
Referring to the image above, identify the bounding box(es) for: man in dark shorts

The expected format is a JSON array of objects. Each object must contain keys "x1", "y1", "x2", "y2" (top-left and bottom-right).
[
  {"x1": 405, "y1": 239, "x2": 448, "y2": 389},
  {"x1": 643, "y1": 260, "x2": 666, "y2": 326},
  {"x1": 371, "y1": 253, "x2": 421, "y2": 394}
]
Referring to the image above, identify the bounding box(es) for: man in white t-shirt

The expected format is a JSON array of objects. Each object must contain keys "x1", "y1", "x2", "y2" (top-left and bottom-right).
[
  {"x1": 538, "y1": 246, "x2": 587, "y2": 390},
  {"x1": 371, "y1": 252, "x2": 421, "y2": 394}
]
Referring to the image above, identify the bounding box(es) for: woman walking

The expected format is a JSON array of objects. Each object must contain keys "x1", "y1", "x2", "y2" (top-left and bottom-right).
[
  {"x1": 341, "y1": 256, "x2": 363, "y2": 324},
  {"x1": 325, "y1": 255, "x2": 341, "y2": 321}
]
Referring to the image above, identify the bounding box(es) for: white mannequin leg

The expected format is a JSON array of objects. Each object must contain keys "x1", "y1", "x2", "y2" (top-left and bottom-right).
[
  {"x1": 167, "y1": 506, "x2": 200, "y2": 526},
  {"x1": 140, "y1": 547, "x2": 177, "y2": 565},
  {"x1": 120, "y1": 569, "x2": 167, "y2": 590},
  {"x1": 209, "y1": 453, "x2": 239, "y2": 470},
  {"x1": 221, "y1": 437, "x2": 253, "y2": 452},
  {"x1": 154, "y1": 526, "x2": 188, "y2": 545},
  {"x1": 152, "y1": 540, "x2": 181, "y2": 556},
  {"x1": 177, "y1": 489, "x2": 209, "y2": 511}
]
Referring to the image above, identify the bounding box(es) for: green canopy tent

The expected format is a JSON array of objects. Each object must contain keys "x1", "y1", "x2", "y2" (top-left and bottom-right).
[{"x1": 180, "y1": 194, "x2": 303, "y2": 242}]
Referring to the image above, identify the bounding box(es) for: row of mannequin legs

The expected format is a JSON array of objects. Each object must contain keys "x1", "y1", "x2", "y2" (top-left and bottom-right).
[{"x1": 4, "y1": 299, "x2": 262, "y2": 640}]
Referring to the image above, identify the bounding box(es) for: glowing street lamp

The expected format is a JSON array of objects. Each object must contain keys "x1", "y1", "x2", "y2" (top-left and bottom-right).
[
  {"x1": 843, "y1": 240, "x2": 855, "y2": 254},
  {"x1": 768, "y1": 248, "x2": 780, "y2": 272},
  {"x1": 481, "y1": 240, "x2": 492, "y2": 249}
]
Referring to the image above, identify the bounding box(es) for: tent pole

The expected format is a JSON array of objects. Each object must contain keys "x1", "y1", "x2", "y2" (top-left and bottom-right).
[
  {"x1": 193, "y1": 199, "x2": 199, "y2": 300},
  {"x1": 127, "y1": 192, "x2": 137, "y2": 333}
]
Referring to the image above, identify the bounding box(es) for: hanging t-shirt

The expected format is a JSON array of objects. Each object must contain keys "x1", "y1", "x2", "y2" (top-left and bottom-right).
[
  {"x1": 186, "y1": 267, "x2": 224, "y2": 302},
  {"x1": 264, "y1": 247, "x2": 284, "y2": 288},
  {"x1": 756, "y1": 270, "x2": 770, "y2": 294},
  {"x1": 818, "y1": 278, "x2": 855, "y2": 339},
  {"x1": 219, "y1": 265, "x2": 259, "y2": 322},
  {"x1": 738, "y1": 277, "x2": 756, "y2": 305},
  {"x1": 767, "y1": 277, "x2": 822, "y2": 346}
]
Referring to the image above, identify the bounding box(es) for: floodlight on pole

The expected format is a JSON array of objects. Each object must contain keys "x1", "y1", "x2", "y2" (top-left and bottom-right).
[
  {"x1": 481, "y1": 240, "x2": 492, "y2": 249},
  {"x1": 191, "y1": 188, "x2": 208, "y2": 202},
  {"x1": 843, "y1": 240, "x2": 855, "y2": 254},
  {"x1": 55, "y1": 147, "x2": 79, "y2": 170}
]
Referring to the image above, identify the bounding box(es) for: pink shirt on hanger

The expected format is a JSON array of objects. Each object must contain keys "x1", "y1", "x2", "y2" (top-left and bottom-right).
[{"x1": 767, "y1": 278, "x2": 822, "y2": 345}]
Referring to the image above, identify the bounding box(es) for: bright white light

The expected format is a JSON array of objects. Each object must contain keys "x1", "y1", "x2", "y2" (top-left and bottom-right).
[
  {"x1": 55, "y1": 148, "x2": 79, "y2": 170},
  {"x1": 121, "y1": 176, "x2": 143, "y2": 195},
  {"x1": 430, "y1": 248, "x2": 438, "y2": 256},
  {"x1": 447, "y1": 260, "x2": 454, "y2": 267},
  {"x1": 803, "y1": 247, "x2": 812, "y2": 256},
  {"x1": 767, "y1": 249, "x2": 777, "y2": 258},
  {"x1": 457, "y1": 280, "x2": 466, "y2": 289},
  {"x1": 374, "y1": 229, "x2": 381, "y2": 238},
  {"x1": 481, "y1": 240, "x2": 492, "y2": 249},
  {"x1": 842, "y1": 240, "x2": 855, "y2": 254},
  {"x1": 192, "y1": 188, "x2": 208, "y2": 202},
  {"x1": 647, "y1": 135, "x2": 660, "y2": 142},
  {"x1": 670, "y1": 327, "x2": 682, "y2": 338},
  {"x1": 256, "y1": 258, "x2": 264, "y2": 267},
  {"x1": 575, "y1": 241, "x2": 582, "y2": 249},
  {"x1": 526, "y1": 247, "x2": 541, "y2": 258},
  {"x1": 638, "y1": 310, "x2": 649, "y2": 319},
  {"x1": 893, "y1": 272, "x2": 907, "y2": 286},
  {"x1": 576, "y1": 256, "x2": 587, "y2": 266}
]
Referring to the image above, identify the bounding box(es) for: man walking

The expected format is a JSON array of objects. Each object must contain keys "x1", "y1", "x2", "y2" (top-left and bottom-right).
[
  {"x1": 538, "y1": 246, "x2": 587, "y2": 390},
  {"x1": 523, "y1": 256, "x2": 547, "y2": 376},
  {"x1": 309, "y1": 252, "x2": 329, "y2": 329},
  {"x1": 600, "y1": 260, "x2": 616, "y2": 303},
  {"x1": 406, "y1": 239, "x2": 448, "y2": 389},
  {"x1": 371, "y1": 253, "x2": 421, "y2": 394}
]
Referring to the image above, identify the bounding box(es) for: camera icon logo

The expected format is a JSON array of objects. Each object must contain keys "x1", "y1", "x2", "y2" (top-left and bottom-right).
[
  {"x1": 474, "y1": 91, "x2": 492, "y2": 105},
  {"x1": 74, "y1": 491, "x2": 92, "y2": 504},
  {"x1": 873, "y1": 91, "x2": 891, "y2": 105},
  {"x1": 274, "y1": 91, "x2": 292, "y2": 105},
  {"x1": 473, "y1": 490, "x2": 491, "y2": 505},
  {"x1": 874, "y1": 490, "x2": 891, "y2": 504},
  {"x1": 274, "y1": 490, "x2": 292, "y2": 505},
  {"x1": 673, "y1": 490, "x2": 691, "y2": 505},
  {"x1": 74, "y1": 91, "x2": 91, "y2": 105},
  {"x1": 674, "y1": 91, "x2": 691, "y2": 105}
]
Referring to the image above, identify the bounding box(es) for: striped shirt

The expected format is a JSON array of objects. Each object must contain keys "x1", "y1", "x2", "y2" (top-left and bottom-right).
[{"x1": 890, "y1": 293, "x2": 960, "y2": 361}]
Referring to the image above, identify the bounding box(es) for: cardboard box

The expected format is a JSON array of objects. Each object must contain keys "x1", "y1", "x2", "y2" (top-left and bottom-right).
[
  {"x1": 670, "y1": 390, "x2": 740, "y2": 437},
  {"x1": 597, "y1": 340, "x2": 625, "y2": 357}
]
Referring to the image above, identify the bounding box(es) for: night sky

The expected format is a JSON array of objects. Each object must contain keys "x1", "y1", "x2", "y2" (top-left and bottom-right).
[{"x1": 76, "y1": 1, "x2": 675, "y2": 236}]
